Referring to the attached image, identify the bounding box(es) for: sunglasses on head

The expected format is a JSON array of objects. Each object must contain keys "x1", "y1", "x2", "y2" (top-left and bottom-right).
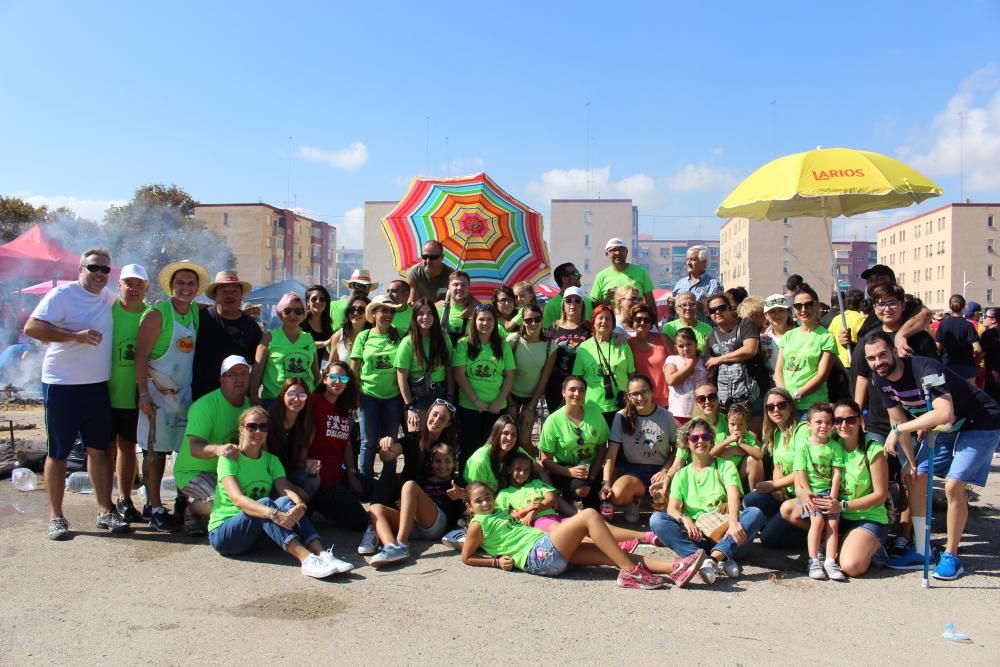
[
  {"x1": 764, "y1": 297, "x2": 786, "y2": 308},
  {"x1": 475, "y1": 303, "x2": 494, "y2": 313},
  {"x1": 326, "y1": 373, "x2": 350, "y2": 383},
  {"x1": 688, "y1": 433, "x2": 712, "y2": 443},
  {"x1": 708, "y1": 304, "x2": 731, "y2": 314},
  {"x1": 243, "y1": 421, "x2": 270, "y2": 432},
  {"x1": 793, "y1": 300, "x2": 816, "y2": 310},
  {"x1": 421, "y1": 253, "x2": 442, "y2": 261},
  {"x1": 833, "y1": 416, "x2": 860, "y2": 426},
  {"x1": 433, "y1": 398, "x2": 456, "y2": 413},
  {"x1": 765, "y1": 400, "x2": 789, "y2": 412},
  {"x1": 695, "y1": 393, "x2": 718, "y2": 403},
  {"x1": 83, "y1": 264, "x2": 111, "y2": 274},
  {"x1": 282, "y1": 307, "x2": 304, "y2": 316}
]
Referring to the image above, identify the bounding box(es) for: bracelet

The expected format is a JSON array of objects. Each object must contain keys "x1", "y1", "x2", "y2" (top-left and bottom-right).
[
  {"x1": 841, "y1": 499, "x2": 849, "y2": 511},
  {"x1": 491, "y1": 557, "x2": 500, "y2": 569},
  {"x1": 269, "y1": 508, "x2": 279, "y2": 521}
]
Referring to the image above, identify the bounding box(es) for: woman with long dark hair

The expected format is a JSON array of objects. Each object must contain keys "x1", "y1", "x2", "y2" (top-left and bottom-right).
[
  {"x1": 396, "y1": 297, "x2": 453, "y2": 432},
  {"x1": 328, "y1": 295, "x2": 371, "y2": 363},
  {"x1": 301, "y1": 285, "x2": 334, "y2": 365}
]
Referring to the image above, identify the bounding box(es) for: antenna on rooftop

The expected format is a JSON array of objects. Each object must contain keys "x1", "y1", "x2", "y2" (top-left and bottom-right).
[
  {"x1": 425, "y1": 116, "x2": 430, "y2": 176},
  {"x1": 286, "y1": 136, "x2": 292, "y2": 208},
  {"x1": 586, "y1": 101, "x2": 592, "y2": 197}
]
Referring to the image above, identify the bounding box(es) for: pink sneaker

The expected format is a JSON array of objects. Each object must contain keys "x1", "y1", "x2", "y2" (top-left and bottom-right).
[
  {"x1": 666, "y1": 549, "x2": 706, "y2": 588},
  {"x1": 644, "y1": 531, "x2": 663, "y2": 546},
  {"x1": 617, "y1": 538, "x2": 640, "y2": 554},
  {"x1": 617, "y1": 560, "x2": 667, "y2": 589}
]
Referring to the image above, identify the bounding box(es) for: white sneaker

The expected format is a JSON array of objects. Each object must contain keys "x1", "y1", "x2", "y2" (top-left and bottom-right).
[
  {"x1": 357, "y1": 526, "x2": 379, "y2": 555},
  {"x1": 719, "y1": 558, "x2": 740, "y2": 578},
  {"x1": 301, "y1": 553, "x2": 339, "y2": 579},
  {"x1": 624, "y1": 501, "x2": 640, "y2": 524},
  {"x1": 824, "y1": 558, "x2": 846, "y2": 581},
  {"x1": 323, "y1": 549, "x2": 354, "y2": 574},
  {"x1": 698, "y1": 558, "x2": 718, "y2": 584},
  {"x1": 441, "y1": 528, "x2": 466, "y2": 550}
]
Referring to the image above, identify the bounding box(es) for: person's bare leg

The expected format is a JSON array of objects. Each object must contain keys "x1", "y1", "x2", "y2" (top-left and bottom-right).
[
  {"x1": 839, "y1": 528, "x2": 880, "y2": 577},
  {"x1": 45, "y1": 457, "x2": 68, "y2": 519},
  {"x1": 944, "y1": 478, "x2": 968, "y2": 555},
  {"x1": 396, "y1": 481, "x2": 438, "y2": 543},
  {"x1": 369, "y1": 504, "x2": 400, "y2": 546},
  {"x1": 143, "y1": 451, "x2": 165, "y2": 508},
  {"x1": 87, "y1": 448, "x2": 114, "y2": 514},
  {"x1": 549, "y1": 508, "x2": 632, "y2": 569},
  {"x1": 567, "y1": 545, "x2": 678, "y2": 574},
  {"x1": 115, "y1": 437, "x2": 137, "y2": 503},
  {"x1": 190, "y1": 499, "x2": 211, "y2": 517}
]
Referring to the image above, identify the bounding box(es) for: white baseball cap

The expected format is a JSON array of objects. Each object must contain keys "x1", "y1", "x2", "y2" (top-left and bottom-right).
[
  {"x1": 564, "y1": 286, "x2": 585, "y2": 299},
  {"x1": 119, "y1": 263, "x2": 149, "y2": 282},
  {"x1": 220, "y1": 355, "x2": 250, "y2": 375},
  {"x1": 605, "y1": 237, "x2": 626, "y2": 251}
]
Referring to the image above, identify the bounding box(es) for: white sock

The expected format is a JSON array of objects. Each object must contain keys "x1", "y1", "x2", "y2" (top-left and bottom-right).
[{"x1": 912, "y1": 517, "x2": 927, "y2": 555}]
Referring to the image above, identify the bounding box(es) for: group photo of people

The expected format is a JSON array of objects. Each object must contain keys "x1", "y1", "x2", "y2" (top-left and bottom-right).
[{"x1": 22, "y1": 235, "x2": 999, "y2": 590}]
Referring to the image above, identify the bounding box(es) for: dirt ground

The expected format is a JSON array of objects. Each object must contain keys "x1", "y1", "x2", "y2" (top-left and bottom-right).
[{"x1": 1, "y1": 406, "x2": 998, "y2": 665}]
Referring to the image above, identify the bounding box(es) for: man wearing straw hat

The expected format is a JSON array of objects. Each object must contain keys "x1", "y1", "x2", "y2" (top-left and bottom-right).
[
  {"x1": 134, "y1": 259, "x2": 210, "y2": 532},
  {"x1": 330, "y1": 268, "x2": 378, "y2": 331},
  {"x1": 191, "y1": 270, "x2": 260, "y2": 401}
]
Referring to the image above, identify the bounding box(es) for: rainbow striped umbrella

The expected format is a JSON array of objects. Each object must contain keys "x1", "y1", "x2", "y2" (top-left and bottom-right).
[{"x1": 381, "y1": 172, "x2": 551, "y2": 301}]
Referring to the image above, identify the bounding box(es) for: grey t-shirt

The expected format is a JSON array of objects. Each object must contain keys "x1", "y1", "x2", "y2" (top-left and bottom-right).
[
  {"x1": 609, "y1": 406, "x2": 676, "y2": 466},
  {"x1": 405, "y1": 263, "x2": 453, "y2": 302}
]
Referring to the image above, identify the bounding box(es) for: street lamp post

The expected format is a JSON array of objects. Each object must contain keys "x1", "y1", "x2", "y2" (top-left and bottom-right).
[{"x1": 963, "y1": 271, "x2": 973, "y2": 299}]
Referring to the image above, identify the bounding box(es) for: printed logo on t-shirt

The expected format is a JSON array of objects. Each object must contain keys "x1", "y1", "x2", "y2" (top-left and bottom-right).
[
  {"x1": 245, "y1": 481, "x2": 269, "y2": 500},
  {"x1": 325, "y1": 414, "x2": 350, "y2": 440},
  {"x1": 373, "y1": 353, "x2": 394, "y2": 371},
  {"x1": 783, "y1": 353, "x2": 803, "y2": 372},
  {"x1": 472, "y1": 360, "x2": 495, "y2": 378},
  {"x1": 284, "y1": 353, "x2": 310, "y2": 375},
  {"x1": 118, "y1": 340, "x2": 136, "y2": 364},
  {"x1": 176, "y1": 336, "x2": 194, "y2": 354}
]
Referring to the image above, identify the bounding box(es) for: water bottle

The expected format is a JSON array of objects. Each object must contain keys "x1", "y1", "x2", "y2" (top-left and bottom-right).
[
  {"x1": 138, "y1": 476, "x2": 177, "y2": 501},
  {"x1": 66, "y1": 471, "x2": 94, "y2": 494},
  {"x1": 600, "y1": 498, "x2": 614, "y2": 520},
  {"x1": 10, "y1": 468, "x2": 36, "y2": 492}
]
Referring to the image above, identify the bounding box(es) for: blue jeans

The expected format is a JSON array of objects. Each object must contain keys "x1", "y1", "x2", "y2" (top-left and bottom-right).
[
  {"x1": 358, "y1": 393, "x2": 403, "y2": 479},
  {"x1": 742, "y1": 490, "x2": 807, "y2": 548},
  {"x1": 650, "y1": 507, "x2": 765, "y2": 561},
  {"x1": 209, "y1": 496, "x2": 319, "y2": 556}
]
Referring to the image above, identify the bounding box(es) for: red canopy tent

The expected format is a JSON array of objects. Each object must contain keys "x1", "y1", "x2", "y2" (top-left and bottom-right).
[{"x1": 0, "y1": 224, "x2": 106, "y2": 282}]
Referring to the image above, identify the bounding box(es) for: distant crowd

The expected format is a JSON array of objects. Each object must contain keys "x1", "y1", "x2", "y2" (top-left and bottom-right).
[{"x1": 19, "y1": 236, "x2": 999, "y2": 587}]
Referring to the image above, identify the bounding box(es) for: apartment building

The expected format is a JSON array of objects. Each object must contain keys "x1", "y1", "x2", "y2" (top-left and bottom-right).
[
  {"x1": 832, "y1": 240, "x2": 878, "y2": 293},
  {"x1": 636, "y1": 235, "x2": 720, "y2": 290},
  {"x1": 362, "y1": 201, "x2": 399, "y2": 289},
  {"x1": 876, "y1": 203, "x2": 1000, "y2": 309},
  {"x1": 549, "y1": 199, "x2": 637, "y2": 291},
  {"x1": 194, "y1": 203, "x2": 336, "y2": 288}
]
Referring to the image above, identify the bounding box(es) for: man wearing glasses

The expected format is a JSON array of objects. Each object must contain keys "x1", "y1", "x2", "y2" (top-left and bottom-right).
[
  {"x1": 590, "y1": 238, "x2": 656, "y2": 314},
  {"x1": 331, "y1": 268, "x2": 379, "y2": 330},
  {"x1": 406, "y1": 240, "x2": 453, "y2": 303},
  {"x1": 542, "y1": 262, "x2": 593, "y2": 328},
  {"x1": 25, "y1": 249, "x2": 122, "y2": 540},
  {"x1": 850, "y1": 264, "x2": 932, "y2": 357},
  {"x1": 661, "y1": 291, "x2": 712, "y2": 353}
]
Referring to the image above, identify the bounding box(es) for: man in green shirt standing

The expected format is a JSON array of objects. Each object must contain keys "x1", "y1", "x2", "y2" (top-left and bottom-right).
[
  {"x1": 387, "y1": 278, "x2": 413, "y2": 333},
  {"x1": 589, "y1": 238, "x2": 656, "y2": 314},
  {"x1": 543, "y1": 262, "x2": 594, "y2": 328},
  {"x1": 330, "y1": 269, "x2": 378, "y2": 331},
  {"x1": 172, "y1": 354, "x2": 251, "y2": 535},
  {"x1": 109, "y1": 264, "x2": 151, "y2": 523}
]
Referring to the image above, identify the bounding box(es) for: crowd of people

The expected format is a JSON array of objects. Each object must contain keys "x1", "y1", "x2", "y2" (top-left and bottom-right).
[{"x1": 21, "y1": 236, "x2": 999, "y2": 588}]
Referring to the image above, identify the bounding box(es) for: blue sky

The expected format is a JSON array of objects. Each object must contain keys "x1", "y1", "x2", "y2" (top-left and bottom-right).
[{"x1": 3, "y1": 1, "x2": 999, "y2": 248}]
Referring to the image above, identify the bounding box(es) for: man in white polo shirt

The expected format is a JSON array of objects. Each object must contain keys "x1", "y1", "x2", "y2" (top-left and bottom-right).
[{"x1": 25, "y1": 248, "x2": 128, "y2": 540}]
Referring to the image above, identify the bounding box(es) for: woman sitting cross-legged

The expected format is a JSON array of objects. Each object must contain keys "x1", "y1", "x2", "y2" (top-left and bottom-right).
[{"x1": 208, "y1": 406, "x2": 354, "y2": 579}]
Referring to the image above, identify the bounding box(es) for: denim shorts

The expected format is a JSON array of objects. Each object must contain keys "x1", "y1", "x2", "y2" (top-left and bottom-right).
[
  {"x1": 839, "y1": 517, "x2": 889, "y2": 544},
  {"x1": 522, "y1": 533, "x2": 570, "y2": 576},
  {"x1": 623, "y1": 463, "x2": 663, "y2": 489},
  {"x1": 915, "y1": 429, "x2": 998, "y2": 487},
  {"x1": 410, "y1": 506, "x2": 447, "y2": 540}
]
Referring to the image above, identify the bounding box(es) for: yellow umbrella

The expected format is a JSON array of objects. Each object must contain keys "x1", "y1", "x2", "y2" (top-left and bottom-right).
[{"x1": 716, "y1": 146, "x2": 943, "y2": 324}]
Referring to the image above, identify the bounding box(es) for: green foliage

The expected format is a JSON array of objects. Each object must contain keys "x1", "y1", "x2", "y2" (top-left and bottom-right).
[{"x1": 0, "y1": 196, "x2": 47, "y2": 242}]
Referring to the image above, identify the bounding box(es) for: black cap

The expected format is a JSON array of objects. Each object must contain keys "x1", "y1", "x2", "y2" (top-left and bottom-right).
[{"x1": 860, "y1": 264, "x2": 896, "y2": 281}]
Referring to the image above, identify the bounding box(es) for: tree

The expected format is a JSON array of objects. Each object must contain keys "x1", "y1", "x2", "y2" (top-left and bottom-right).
[{"x1": 0, "y1": 196, "x2": 47, "y2": 242}]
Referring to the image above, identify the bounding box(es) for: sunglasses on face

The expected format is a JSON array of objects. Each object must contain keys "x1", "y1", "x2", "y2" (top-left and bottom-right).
[
  {"x1": 523, "y1": 316, "x2": 542, "y2": 325},
  {"x1": 433, "y1": 397, "x2": 456, "y2": 413},
  {"x1": 688, "y1": 433, "x2": 712, "y2": 443},
  {"x1": 633, "y1": 317, "x2": 652, "y2": 325},
  {"x1": 421, "y1": 253, "x2": 442, "y2": 260},
  {"x1": 496, "y1": 296, "x2": 512, "y2": 304},
  {"x1": 285, "y1": 390, "x2": 308, "y2": 399},
  {"x1": 765, "y1": 400, "x2": 790, "y2": 412},
  {"x1": 708, "y1": 304, "x2": 731, "y2": 315},
  {"x1": 348, "y1": 306, "x2": 366, "y2": 314},
  {"x1": 243, "y1": 422, "x2": 270, "y2": 433},
  {"x1": 833, "y1": 416, "x2": 860, "y2": 426},
  {"x1": 282, "y1": 307, "x2": 304, "y2": 316},
  {"x1": 695, "y1": 393, "x2": 718, "y2": 403},
  {"x1": 349, "y1": 282, "x2": 369, "y2": 290},
  {"x1": 308, "y1": 296, "x2": 328, "y2": 303},
  {"x1": 564, "y1": 297, "x2": 582, "y2": 305},
  {"x1": 83, "y1": 264, "x2": 112, "y2": 274},
  {"x1": 326, "y1": 373, "x2": 350, "y2": 383},
  {"x1": 793, "y1": 301, "x2": 816, "y2": 311},
  {"x1": 570, "y1": 270, "x2": 581, "y2": 277}
]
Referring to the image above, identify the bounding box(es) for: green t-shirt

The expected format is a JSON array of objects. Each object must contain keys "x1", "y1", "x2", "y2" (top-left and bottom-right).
[
  {"x1": 394, "y1": 334, "x2": 452, "y2": 384},
  {"x1": 670, "y1": 458, "x2": 741, "y2": 520},
  {"x1": 144, "y1": 300, "x2": 198, "y2": 361},
  {"x1": 452, "y1": 338, "x2": 516, "y2": 410},
  {"x1": 329, "y1": 298, "x2": 349, "y2": 332},
  {"x1": 437, "y1": 302, "x2": 474, "y2": 341},
  {"x1": 542, "y1": 293, "x2": 594, "y2": 328},
  {"x1": 662, "y1": 319, "x2": 713, "y2": 354},
  {"x1": 777, "y1": 325, "x2": 837, "y2": 409},
  {"x1": 506, "y1": 333, "x2": 552, "y2": 399},
  {"x1": 351, "y1": 328, "x2": 402, "y2": 399},
  {"x1": 571, "y1": 337, "x2": 635, "y2": 413},
  {"x1": 793, "y1": 438, "x2": 846, "y2": 494},
  {"x1": 262, "y1": 327, "x2": 317, "y2": 399},
  {"x1": 463, "y1": 443, "x2": 531, "y2": 490},
  {"x1": 713, "y1": 430, "x2": 760, "y2": 468},
  {"x1": 208, "y1": 449, "x2": 286, "y2": 532},
  {"x1": 109, "y1": 300, "x2": 150, "y2": 409},
  {"x1": 470, "y1": 510, "x2": 546, "y2": 570},
  {"x1": 589, "y1": 263, "x2": 653, "y2": 302},
  {"x1": 173, "y1": 389, "x2": 249, "y2": 491},
  {"x1": 496, "y1": 479, "x2": 558, "y2": 518},
  {"x1": 392, "y1": 306, "x2": 413, "y2": 334},
  {"x1": 840, "y1": 439, "x2": 889, "y2": 524},
  {"x1": 770, "y1": 421, "x2": 809, "y2": 495},
  {"x1": 538, "y1": 404, "x2": 609, "y2": 467}
]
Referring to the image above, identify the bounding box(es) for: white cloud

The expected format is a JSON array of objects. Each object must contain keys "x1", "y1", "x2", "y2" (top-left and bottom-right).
[
  {"x1": 525, "y1": 166, "x2": 660, "y2": 209},
  {"x1": 20, "y1": 194, "x2": 125, "y2": 221},
  {"x1": 336, "y1": 206, "x2": 364, "y2": 248},
  {"x1": 297, "y1": 141, "x2": 369, "y2": 171},
  {"x1": 663, "y1": 163, "x2": 740, "y2": 192},
  {"x1": 897, "y1": 65, "x2": 1000, "y2": 192}
]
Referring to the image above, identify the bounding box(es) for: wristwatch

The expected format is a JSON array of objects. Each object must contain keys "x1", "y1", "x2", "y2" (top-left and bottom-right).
[
  {"x1": 841, "y1": 499, "x2": 849, "y2": 512},
  {"x1": 792, "y1": 391, "x2": 802, "y2": 402},
  {"x1": 892, "y1": 423, "x2": 902, "y2": 436}
]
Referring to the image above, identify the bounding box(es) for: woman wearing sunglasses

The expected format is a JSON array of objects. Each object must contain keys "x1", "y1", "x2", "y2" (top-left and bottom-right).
[
  {"x1": 265, "y1": 378, "x2": 316, "y2": 493},
  {"x1": 208, "y1": 406, "x2": 354, "y2": 578},
  {"x1": 705, "y1": 292, "x2": 761, "y2": 413},
  {"x1": 742, "y1": 387, "x2": 808, "y2": 547},
  {"x1": 649, "y1": 419, "x2": 764, "y2": 584},
  {"x1": 396, "y1": 297, "x2": 454, "y2": 433},
  {"x1": 328, "y1": 295, "x2": 372, "y2": 363},
  {"x1": 351, "y1": 295, "x2": 405, "y2": 480},
  {"x1": 544, "y1": 286, "x2": 591, "y2": 414},
  {"x1": 572, "y1": 305, "x2": 636, "y2": 427},
  {"x1": 301, "y1": 285, "x2": 334, "y2": 365},
  {"x1": 453, "y1": 303, "x2": 516, "y2": 467},
  {"x1": 774, "y1": 284, "x2": 836, "y2": 412},
  {"x1": 492, "y1": 286, "x2": 520, "y2": 333},
  {"x1": 506, "y1": 303, "x2": 557, "y2": 454},
  {"x1": 250, "y1": 293, "x2": 320, "y2": 409},
  {"x1": 627, "y1": 303, "x2": 674, "y2": 411},
  {"x1": 307, "y1": 361, "x2": 369, "y2": 532}
]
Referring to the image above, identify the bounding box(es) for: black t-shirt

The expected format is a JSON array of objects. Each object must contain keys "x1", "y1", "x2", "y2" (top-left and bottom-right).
[
  {"x1": 301, "y1": 317, "x2": 333, "y2": 362},
  {"x1": 547, "y1": 322, "x2": 592, "y2": 376},
  {"x1": 420, "y1": 477, "x2": 466, "y2": 529},
  {"x1": 853, "y1": 329, "x2": 937, "y2": 436},
  {"x1": 934, "y1": 316, "x2": 979, "y2": 370},
  {"x1": 708, "y1": 317, "x2": 760, "y2": 406},
  {"x1": 870, "y1": 355, "x2": 1000, "y2": 431},
  {"x1": 192, "y1": 306, "x2": 263, "y2": 400}
]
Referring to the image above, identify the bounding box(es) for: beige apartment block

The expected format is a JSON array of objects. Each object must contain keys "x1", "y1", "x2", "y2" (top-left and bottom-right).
[
  {"x1": 637, "y1": 235, "x2": 720, "y2": 290},
  {"x1": 362, "y1": 201, "x2": 399, "y2": 289},
  {"x1": 194, "y1": 203, "x2": 336, "y2": 288},
  {"x1": 550, "y1": 199, "x2": 637, "y2": 291},
  {"x1": 720, "y1": 216, "x2": 845, "y2": 300},
  {"x1": 876, "y1": 203, "x2": 1000, "y2": 310}
]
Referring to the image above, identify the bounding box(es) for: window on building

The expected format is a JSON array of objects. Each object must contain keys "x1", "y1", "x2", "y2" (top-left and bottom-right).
[
  {"x1": 583, "y1": 210, "x2": 592, "y2": 224},
  {"x1": 989, "y1": 239, "x2": 996, "y2": 253},
  {"x1": 914, "y1": 225, "x2": 920, "y2": 238},
  {"x1": 783, "y1": 260, "x2": 789, "y2": 274},
  {"x1": 223, "y1": 213, "x2": 229, "y2": 227},
  {"x1": 926, "y1": 221, "x2": 933, "y2": 234},
  {"x1": 925, "y1": 268, "x2": 932, "y2": 280},
  {"x1": 900, "y1": 251, "x2": 906, "y2": 263},
  {"x1": 783, "y1": 236, "x2": 791, "y2": 250},
  {"x1": 989, "y1": 265, "x2": 994, "y2": 278},
  {"x1": 914, "y1": 247, "x2": 921, "y2": 260},
  {"x1": 913, "y1": 271, "x2": 919, "y2": 283},
  {"x1": 900, "y1": 230, "x2": 905, "y2": 241},
  {"x1": 584, "y1": 259, "x2": 590, "y2": 272},
  {"x1": 584, "y1": 234, "x2": 590, "y2": 248},
  {"x1": 988, "y1": 289, "x2": 994, "y2": 303}
]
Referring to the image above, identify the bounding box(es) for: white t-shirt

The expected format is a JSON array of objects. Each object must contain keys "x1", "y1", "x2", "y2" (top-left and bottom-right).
[
  {"x1": 664, "y1": 355, "x2": 709, "y2": 418},
  {"x1": 31, "y1": 282, "x2": 114, "y2": 385}
]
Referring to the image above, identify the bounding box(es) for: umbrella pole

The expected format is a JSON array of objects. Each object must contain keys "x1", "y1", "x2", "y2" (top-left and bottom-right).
[{"x1": 823, "y1": 203, "x2": 849, "y2": 334}]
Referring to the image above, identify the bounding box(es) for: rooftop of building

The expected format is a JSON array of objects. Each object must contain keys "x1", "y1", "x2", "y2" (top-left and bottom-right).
[
  {"x1": 194, "y1": 202, "x2": 329, "y2": 226},
  {"x1": 877, "y1": 202, "x2": 1000, "y2": 233}
]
